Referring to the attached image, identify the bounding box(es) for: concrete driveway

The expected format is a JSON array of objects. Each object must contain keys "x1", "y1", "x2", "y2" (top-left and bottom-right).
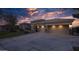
[{"x1": 0, "y1": 32, "x2": 79, "y2": 51}]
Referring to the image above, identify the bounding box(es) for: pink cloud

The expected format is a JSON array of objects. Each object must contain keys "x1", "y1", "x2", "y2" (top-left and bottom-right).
[{"x1": 38, "y1": 11, "x2": 64, "y2": 19}]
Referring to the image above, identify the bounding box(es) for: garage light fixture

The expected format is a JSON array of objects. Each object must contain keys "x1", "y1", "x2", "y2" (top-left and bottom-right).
[
  {"x1": 52, "y1": 25, "x2": 56, "y2": 28},
  {"x1": 59, "y1": 25, "x2": 63, "y2": 28}
]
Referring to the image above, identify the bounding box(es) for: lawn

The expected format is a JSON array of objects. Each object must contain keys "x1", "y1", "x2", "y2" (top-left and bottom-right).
[{"x1": 0, "y1": 32, "x2": 25, "y2": 39}]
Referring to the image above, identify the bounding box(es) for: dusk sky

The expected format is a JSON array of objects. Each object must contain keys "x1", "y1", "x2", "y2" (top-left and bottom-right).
[
  {"x1": 0, "y1": 8, "x2": 76, "y2": 19},
  {"x1": 0, "y1": 8, "x2": 79, "y2": 26}
]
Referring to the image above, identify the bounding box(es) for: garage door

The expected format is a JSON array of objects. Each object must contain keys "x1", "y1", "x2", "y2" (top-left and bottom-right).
[{"x1": 47, "y1": 25, "x2": 69, "y2": 35}]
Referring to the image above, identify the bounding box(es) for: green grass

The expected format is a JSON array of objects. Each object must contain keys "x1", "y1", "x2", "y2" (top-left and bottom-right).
[{"x1": 0, "y1": 32, "x2": 25, "y2": 39}]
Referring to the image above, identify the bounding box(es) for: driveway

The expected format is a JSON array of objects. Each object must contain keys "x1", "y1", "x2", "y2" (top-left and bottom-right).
[{"x1": 0, "y1": 32, "x2": 79, "y2": 51}]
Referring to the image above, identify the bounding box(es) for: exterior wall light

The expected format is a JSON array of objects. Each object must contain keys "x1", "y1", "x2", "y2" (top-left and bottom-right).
[
  {"x1": 69, "y1": 25, "x2": 72, "y2": 28},
  {"x1": 41, "y1": 25, "x2": 44, "y2": 28},
  {"x1": 37, "y1": 26, "x2": 39, "y2": 28}
]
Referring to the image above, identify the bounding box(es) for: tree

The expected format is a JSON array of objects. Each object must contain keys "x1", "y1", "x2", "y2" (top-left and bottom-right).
[
  {"x1": 72, "y1": 8, "x2": 79, "y2": 18},
  {"x1": 4, "y1": 14, "x2": 17, "y2": 32}
]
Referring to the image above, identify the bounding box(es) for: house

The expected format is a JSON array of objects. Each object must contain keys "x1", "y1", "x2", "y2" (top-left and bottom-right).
[
  {"x1": 0, "y1": 25, "x2": 9, "y2": 32},
  {"x1": 0, "y1": 19, "x2": 9, "y2": 32},
  {"x1": 18, "y1": 23, "x2": 31, "y2": 32},
  {"x1": 31, "y1": 19, "x2": 75, "y2": 34}
]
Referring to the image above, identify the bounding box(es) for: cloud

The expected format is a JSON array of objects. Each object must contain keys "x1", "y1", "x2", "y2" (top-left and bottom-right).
[
  {"x1": 27, "y1": 8, "x2": 38, "y2": 16},
  {"x1": 17, "y1": 17, "x2": 31, "y2": 25},
  {"x1": 33, "y1": 11, "x2": 64, "y2": 20}
]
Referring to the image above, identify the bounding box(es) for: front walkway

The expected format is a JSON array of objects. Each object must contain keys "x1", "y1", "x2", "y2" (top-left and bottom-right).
[{"x1": 0, "y1": 32, "x2": 79, "y2": 51}]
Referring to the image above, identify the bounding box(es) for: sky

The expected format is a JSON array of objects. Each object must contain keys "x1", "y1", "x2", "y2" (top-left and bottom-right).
[
  {"x1": 0, "y1": 8, "x2": 78, "y2": 25},
  {"x1": 0, "y1": 8, "x2": 75, "y2": 19}
]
